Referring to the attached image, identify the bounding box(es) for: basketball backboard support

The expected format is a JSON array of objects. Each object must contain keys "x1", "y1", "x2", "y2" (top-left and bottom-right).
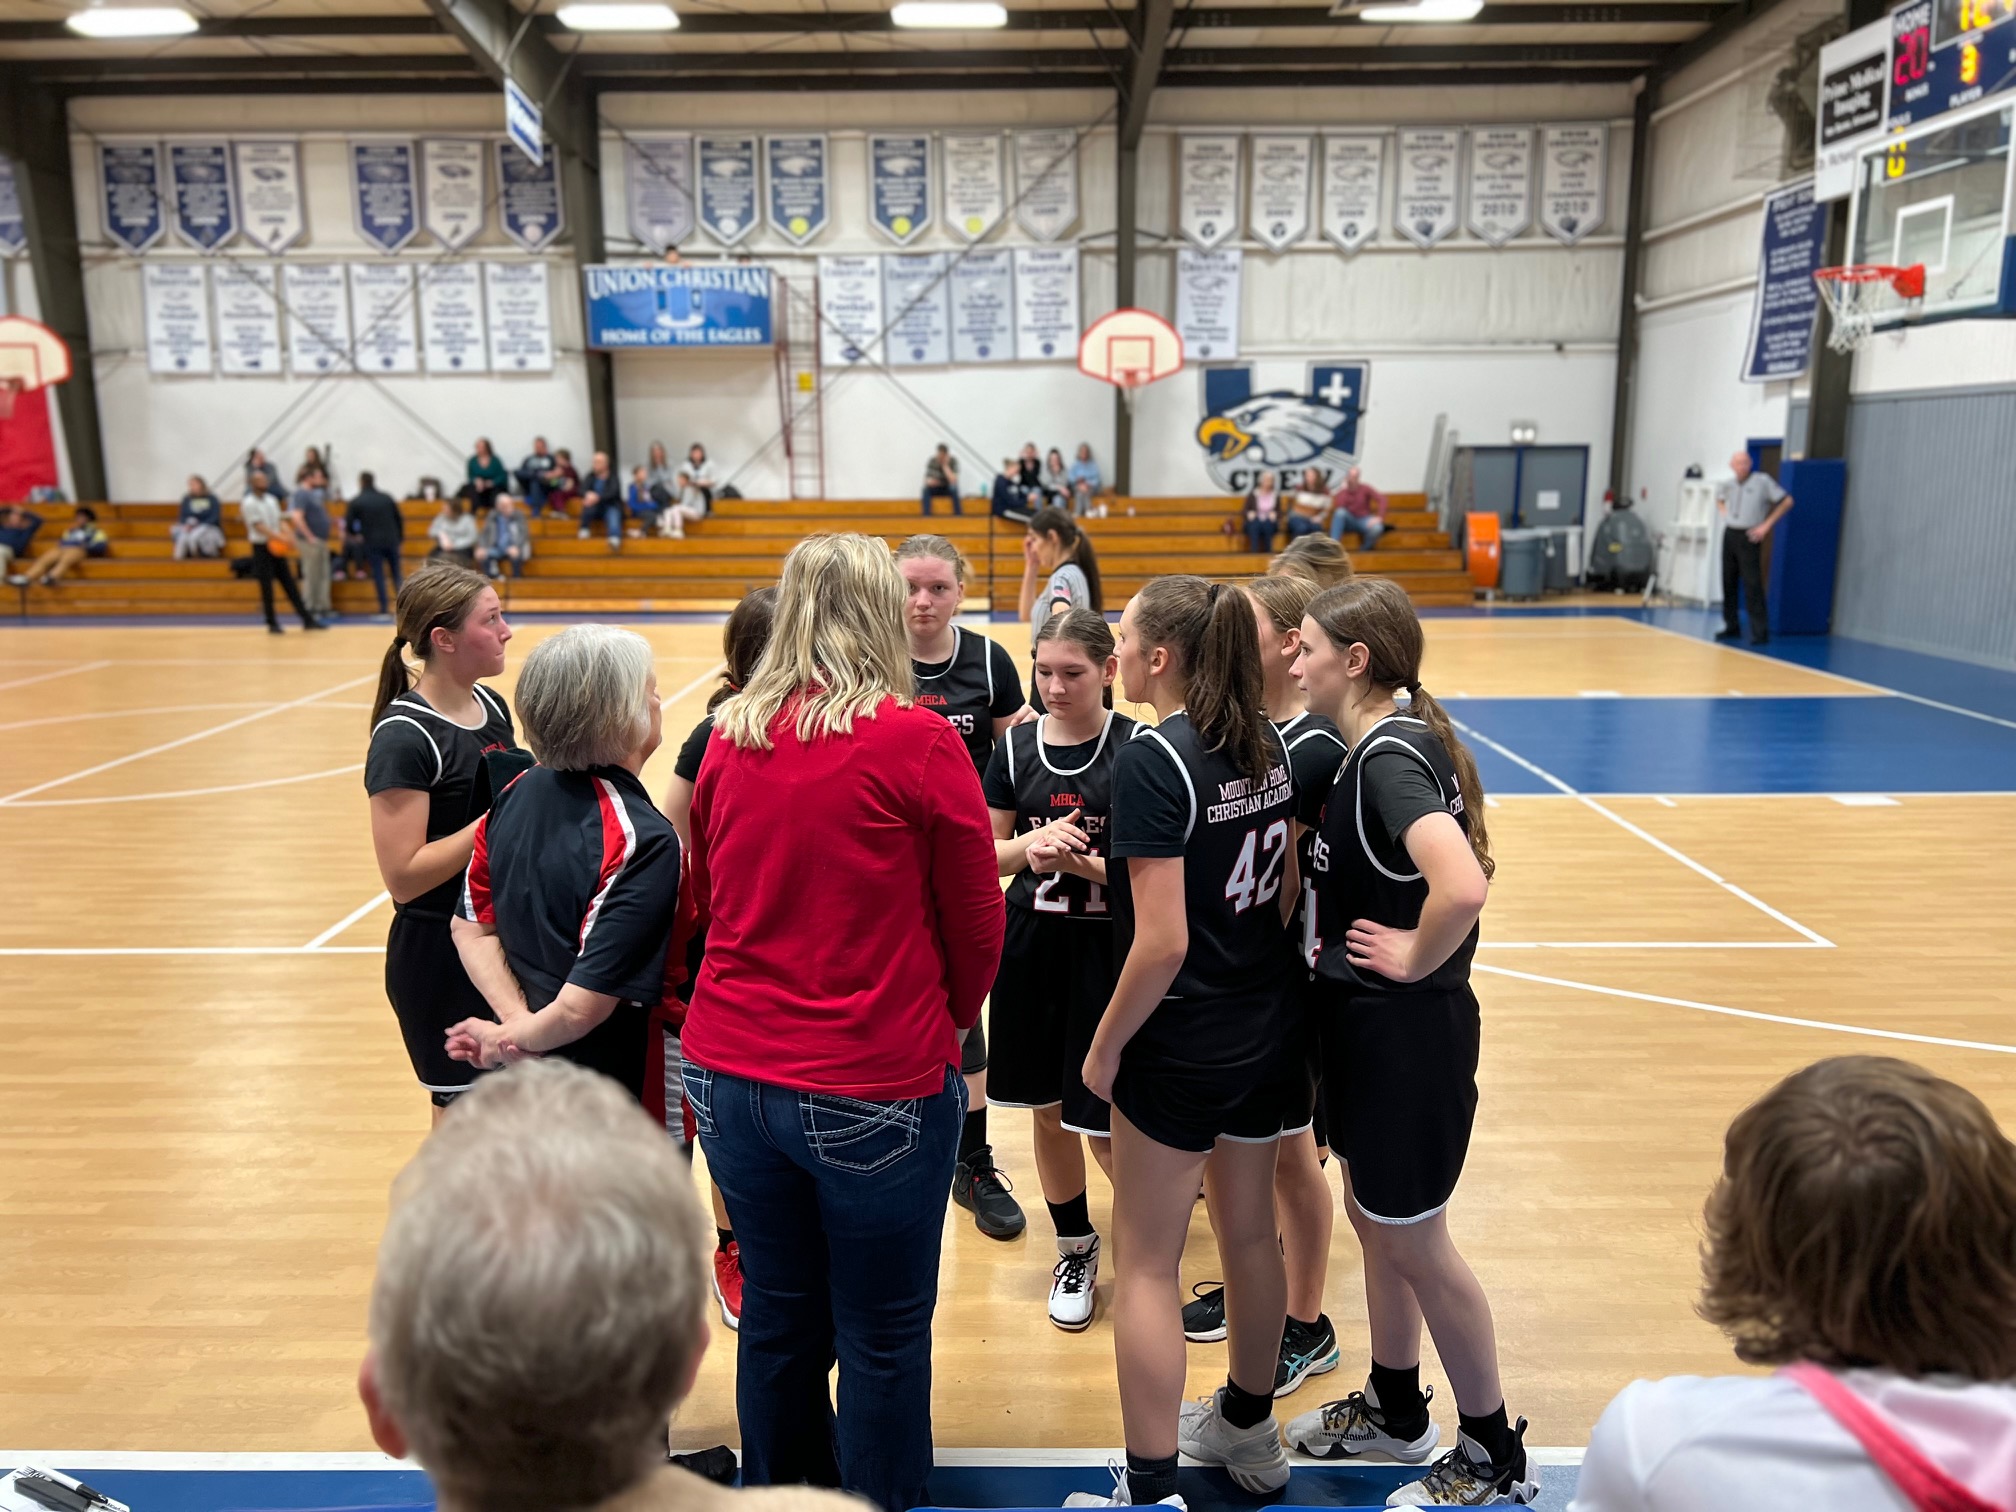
[
  {"x1": 1848, "y1": 95, "x2": 2016, "y2": 326},
  {"x1": 1078, "y1": 308, "x2": 1183, "y2": 400}
]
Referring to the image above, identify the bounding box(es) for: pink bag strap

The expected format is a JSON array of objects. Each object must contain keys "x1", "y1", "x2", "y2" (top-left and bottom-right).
[{"x1": 1783, "y1": 1363, "x2": 1999, "y2": 1512}]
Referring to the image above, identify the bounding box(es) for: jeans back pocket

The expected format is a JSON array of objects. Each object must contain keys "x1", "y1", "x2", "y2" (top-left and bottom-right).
[
  {"x1": 680, "y1": 1063, "x2": 718, "y2": 1140},
  {"x1": 799, "y1": 1092, "x2": 922, "y2": 1174}
]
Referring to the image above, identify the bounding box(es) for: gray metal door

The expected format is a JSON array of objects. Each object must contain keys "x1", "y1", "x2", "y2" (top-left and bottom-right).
[{"x1": 1516, "y1": 447, "x2": 1588, "y2": 526}]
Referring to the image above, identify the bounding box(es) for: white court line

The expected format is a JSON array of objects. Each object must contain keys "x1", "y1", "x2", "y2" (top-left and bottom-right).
[
  {"x1": 1492, "y1": 789, "x2": 2016, "y2": 800},
  {"x1": 306, "y1": 890, "x2": 391, "y2": 950},
  {"x1": 1653, "y1": 795, "x2": 1677, "y2": 807},
  {"x1": 1477, "y1": 963, "x2": 2016, "y2": 1056},
  {"x1": 1479, "y1": 939, "x2": 1828, "y2": 950},
  {"x1": 1, "y1": 764, "x2": 362, "y2": 807},
  {"x1": 0, "y1": 673, "x2": 375, "y2": 806},
  {"x1": 0, "y1": 660, "x2": 112, "y2": 693},
  {"x1": 662, "y1": 662, "x2": 728, "y2": 707},
  {"x1": 1452, "y1": 716, "x2": 1834, "y2": 948},
  {"x1": 0, "y1": 945, "x2": 384, "y2": 957},
  {"x1": 0, "y1": 702, "x2": 272, "y2": 733}
]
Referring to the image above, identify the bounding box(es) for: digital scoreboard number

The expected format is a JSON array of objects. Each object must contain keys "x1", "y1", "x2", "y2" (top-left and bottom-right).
[{"x1": 1892, "y1": 0, "x2": 2016, "y2": 127}]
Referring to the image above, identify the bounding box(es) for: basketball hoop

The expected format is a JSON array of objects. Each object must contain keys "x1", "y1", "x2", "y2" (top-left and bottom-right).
[
  {"x1": 1813, "y1": 264, "x2": 1925, "y2": 354},
  {"x1": 1080, "y1": 309, "x2": 1183, "y2": 411},
  {"x1": 0, "y1": 316, "x2": 73, "y2": 424},
  {"x1": 0, "y1": 379, "x2": 20, "y2": 424}
]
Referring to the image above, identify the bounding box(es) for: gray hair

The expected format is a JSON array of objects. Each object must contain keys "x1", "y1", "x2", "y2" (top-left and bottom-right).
[
  {"x1": 368, "y1": 1061, "x2": 712, "y2": 1511},
  {"x1": 515, "y1": 624, "x2": 655, "y2": 770}
]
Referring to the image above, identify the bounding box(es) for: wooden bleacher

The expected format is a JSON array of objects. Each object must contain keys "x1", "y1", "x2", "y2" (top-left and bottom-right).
[{"x1": 10, "y1": 494, "x2": 1472, "y2": 617}]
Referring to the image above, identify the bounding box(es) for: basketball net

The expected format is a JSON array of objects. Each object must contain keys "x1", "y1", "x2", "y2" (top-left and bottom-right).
[
  {"x1": 1117, "y1": 369, "x2": 1146, "y2": 414},
  {"x1": 1813, "y1": 264, "x2": 1925, "y2": 354}
]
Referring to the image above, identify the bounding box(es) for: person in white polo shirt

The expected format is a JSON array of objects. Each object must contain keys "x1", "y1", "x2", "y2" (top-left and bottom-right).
[{"x1": 1715, "y1": 452, "x2": 1794, "y2": 647}]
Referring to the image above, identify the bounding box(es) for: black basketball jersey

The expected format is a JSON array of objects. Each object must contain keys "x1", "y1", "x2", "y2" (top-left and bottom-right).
[
  {"x1": 1109, "y1": 712, "x2": 1298, "y2": 1004},
  {"x1": 1277, "y1": 709, "x2": 1348, "y2": 946},
  {"x1": 983, "y1": 710, "x2": 1137, "y2": 919},
  {"x1": 364, "y1": 683, "x2": 516, "y2": 918},
  {"x1": 1309, "y1": 714, "x2": 1478, "y2": 994},
  {"x1": 913, "y1": 626, "x2": 1023, "y2": 774}
]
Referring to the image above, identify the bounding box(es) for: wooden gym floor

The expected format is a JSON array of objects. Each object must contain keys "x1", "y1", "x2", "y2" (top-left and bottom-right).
[{"x1": 2, "y1": 612, "x2": 2013, "y2": 1462}]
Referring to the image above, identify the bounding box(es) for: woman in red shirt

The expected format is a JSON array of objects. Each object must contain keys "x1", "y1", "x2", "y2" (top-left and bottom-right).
[{"x1": 679, "y1": 532, "x2": 1004, "y2": 1512}]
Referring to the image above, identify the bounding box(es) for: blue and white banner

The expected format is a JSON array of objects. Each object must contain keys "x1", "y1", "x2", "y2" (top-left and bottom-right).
[
  {"x1": 1465, "y1": 126, "x2": 1534, "y2": 247},
  {"x1": 941, "y1": 132, "x2": 1005, "y2": 243},
  {"x1": 421, "y1": 261, "x2": 488, "y2": 372},
  {"x1": 0, "y1": 157, "x2": 23, "y2": 256},
  {"x1": 883, "y1": 252, "x2": 952, "y2": 366},
  {"x1": 584, "y1": 263, "x2": 774, "y2": 350},
  {"x1": 1247, "y1": 134, "x2": 1312, "y2": 252},
  {"x1": 1013, "y1": 245, "x2": 1078, "y2": 361},
  {"x1": 1198, "y1": 361, "x2": 1369, "y2": 494},
  {"x1": 950, "y1": 248, "x2": 1014, "y2": 363},
  {"x1": 628, "y1": 135, "x2": 695, "y2": 254},
  {"x1": 504, "y1": 78, "x2": 544, "y2": 167},
  {"x1": 869, "y1": 134, "x2": 933, "y2": 246},
  {"x1": 421, "y1": 138, "x2": 486, "y2": 250},
  {"x1": 1742, "y1": 178, "x2": 1826, "y2": 383},
  {"x1": 1177, "y1": 133, "x2": 1242, "y2": 250},
  {"x1": 765, "y1": 134, "x2": 830, "y2": 247},
  {"x1": 233, "y1": 140, "x2": 305, "y2": 253},
  {"x1": 1395, "y1": 129, "x2": 1460, "y2": 249},
  {"x1": 1320, "y1": 133, "x2": 1383, "y2": 254},
  {"x1": 1175, "y1": 247, "x2": 1241, "y2": 362},
  {"x1": 485, "y1": 262, "x2": 554, "y2": 372},
  {"x1": 697, "y1": 135, "x2": 759, "y2": 245},
  {"x1": 213, "y1": 262, "x2": 282, "y2": 376},
  {"x1": 142, "y1": 262, "x2": 213, "y2": 374},
  {"x1": 1013, "y1": 129, "x2": 1079, "y2": 243},
  {"x1": 496, "y1": 141, "x2": 564, "y2": 251},
  {"x1": 283, "y1": 262, "x2": 352, "y2": 375},
  {"x1": 816, "y1": 253, "x2": 883, "y2": 367},
  {"x1": 166, "y1": 141, "x2": 237, "y2": 252},
  {"x1": 348, "y1": 262, "x2": 419, "y2": 374},
  {"x1": 1540, "y1": 124, "x2": 1607, "y2": 245},
  {"x1": 351, "y1": 140, "x2": 419, "y2": 253},
  {"x1": 99, "y1": 142, "x2": 165, "y2": 254}
]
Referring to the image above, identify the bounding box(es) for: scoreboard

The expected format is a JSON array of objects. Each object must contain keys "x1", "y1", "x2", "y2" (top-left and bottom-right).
[{"x1": 1890, "y1": 0, "x2": 2016, "y2": 127}]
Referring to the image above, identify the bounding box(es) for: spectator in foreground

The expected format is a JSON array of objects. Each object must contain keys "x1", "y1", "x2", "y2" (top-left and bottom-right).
[
  {"x1": 462, "y1": 438, "x2": 507, "y2": 512},
  {"x1": 173, "y1": 476, "x2": 226, "y2": 560},
  {"x1": 19, "y1": 505, "x2": 109, "y2": 588},
  {"x1": 1243, "y1": 470, "x2": 1281, "y2": 553},
  {"x1": 1570, "y1": 1055, "x2": 2016, "y2": 1512},
  {"x1": 922, "y1": 443, "x2": 961, "y2": 517},
  {"x1": 578, "y1": 451, "x2": 624, "y2": 551},
  {"x1": 429, "y1": 497, "x2": 479, "y2": 567},
  {"x1": 359, "y1": 1059, "x2": 860, "y2": 1512},
  {"x1": 515, "y1": 436, "x2": 557, "y2": 512},
  {"x1": 1329, "y1": 464, "x2": 1388, "y2": 550},
  {"x1": 1065, "y1": 442, "x2": 1102, "y2": 518},
  {"x1": 291, "y1": 465, "x2": 337, "y2": 622},
  {"x1": 346, "y1": 471, "x2": 406, "y2": 616},
  {"x1": 242, "y1": 474, "x2": 320, "y2": 632},
  {"x1": 667, "y1": 445, "x2": 714, "y2": 538},
  {"x1": 0, "y1": 501, "x2": 42, "y2": 585},
  {"x1": 476, "y1": 496, "x2": 532, "y2": 581}
]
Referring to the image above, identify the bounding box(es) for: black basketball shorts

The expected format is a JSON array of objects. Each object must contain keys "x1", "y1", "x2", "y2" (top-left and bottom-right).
[
  {"x1": 984, "y1": 905, "x2": 1115, "y2": 1137},
  {"x1": 385, "y1": 909, "x2": 497, "y2": 1107},
  {"x1": 1112, "y1": 988, "x2": 1301, "y2": 1155},
  {"x1": 1321, "y1": 983, "x2": 1482, "y2": 1224}
]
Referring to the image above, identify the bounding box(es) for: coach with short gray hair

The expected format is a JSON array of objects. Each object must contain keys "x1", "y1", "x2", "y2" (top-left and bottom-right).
[{"x1": 1716, "y1": 451, "x2": 1794, "y2": 647}]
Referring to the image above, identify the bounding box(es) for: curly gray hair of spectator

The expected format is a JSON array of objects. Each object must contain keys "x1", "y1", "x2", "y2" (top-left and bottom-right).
[
  {"x1": 366, "y1": 1060, "x2": 713, "y2": 1512},
  {"x1": 515, "y1": 624, "x2": 656, "y2": 770}
]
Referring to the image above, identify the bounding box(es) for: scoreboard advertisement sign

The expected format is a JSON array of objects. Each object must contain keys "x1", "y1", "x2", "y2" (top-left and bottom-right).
[
  {"x1": 1816, "y1": 19, "x2": 1892, "y2": 201},
  {"x1": 1889, "y1": 0, "x2": 2016, "y2": 130}
]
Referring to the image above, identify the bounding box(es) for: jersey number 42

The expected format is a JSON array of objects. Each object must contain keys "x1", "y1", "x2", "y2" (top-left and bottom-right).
[{"x1": 1224, "y1": 821, "x2": 1288, "y2": 914}]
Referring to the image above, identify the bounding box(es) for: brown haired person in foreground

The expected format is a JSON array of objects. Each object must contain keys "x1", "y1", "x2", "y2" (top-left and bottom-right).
[
  {"x1": 1570, "y1": 1056, "x2": 2016, "y2": 1512},
  {"x1": 359, "y1": 1060, "x2": 860, "y2": 1512}
]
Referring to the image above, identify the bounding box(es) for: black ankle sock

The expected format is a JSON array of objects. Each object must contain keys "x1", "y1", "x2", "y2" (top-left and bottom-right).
[
  {"x1": 1047, "y1": 1191, "x2": 1094, "y2": 1239},
  {"x1": 1124, "y1": 1450, "x2": 1178, "y2": 1505},
  {"x1": 716, "y1": 1227, "x2": 734, "y2": 1251},
  {"x1": 1220, "y1": 1378, "x2": 1273, "y2": 1430},
  {"x1": 1458, "y1": 1403, "x2": 1517, "y2": 1468},
  {"x1": 1369, "y1": 1360, "x2": 1428, "y2": 1425},
  {"x1": 959, "y1": 1107, "x2": 988, "y2": 1163}
]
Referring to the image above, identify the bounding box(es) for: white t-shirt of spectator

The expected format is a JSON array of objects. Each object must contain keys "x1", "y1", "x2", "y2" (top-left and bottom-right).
[
  {"x1": 1569, "y1": 1370, "x2": 2016, "y2": 1512},
  {"x1": 1032, "y1": 562, "x2": 1092, "y2": 648},
  {"x1": 240, "y1": 491, "x2": 284, "y2": 546},
  {"x1": 678, "y1": 458, "x2": 717, "y2": 513}
]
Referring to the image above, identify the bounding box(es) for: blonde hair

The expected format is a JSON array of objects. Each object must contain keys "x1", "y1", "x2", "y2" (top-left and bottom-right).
[
  {"x1": 715, "y1": 533, "x2": 914, "y2": 749},
  {"x1": 1244, "y1": 573, "x2": 1316, "y2": 635},
  {"x1": 514, "y1": 624, "x2": 656, "y2": 771},
  {"x1": 1268, "y1": 534, "x2": 1355, "y2": 590},
  {"x1": 894, "y1": 533, "x2": 967, "y2": 586}
]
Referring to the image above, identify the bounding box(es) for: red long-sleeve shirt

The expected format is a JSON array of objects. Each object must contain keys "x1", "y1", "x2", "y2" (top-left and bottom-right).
[{"x1": 680, "y1": 696, "x2": 1005, "y2": 1101}]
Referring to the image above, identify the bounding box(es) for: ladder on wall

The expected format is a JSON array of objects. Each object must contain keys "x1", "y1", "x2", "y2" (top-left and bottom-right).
[{"x1": 774, "y1": 275, "x2": 825, "y2": 500}]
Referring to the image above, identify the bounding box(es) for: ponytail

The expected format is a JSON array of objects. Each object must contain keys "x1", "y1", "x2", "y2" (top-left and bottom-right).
[
  {"x1": 1027, "y1": 505, "x2": 1104, "y2": 612},
  {"x1": 369, "y1": 560, "x2": 494, "y2": 729},
  {"x1": 371, "y1": 636, "x2": 413, "y2": 728},
  {"x1": 1405, "y1": 685, "x2": 1494, "y2": 881},
  {"x1": 1133, "y1": 575, "x2": 1275, "y2": 785}
]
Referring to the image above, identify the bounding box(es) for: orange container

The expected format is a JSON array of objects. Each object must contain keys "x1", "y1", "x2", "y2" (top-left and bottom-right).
[{"x1": 1465, "y1": 512, "x2": 1501, "y2": 590}]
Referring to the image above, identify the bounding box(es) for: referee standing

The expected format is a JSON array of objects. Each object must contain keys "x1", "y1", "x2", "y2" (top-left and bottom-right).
[{"x1": 1715, "y1": 451, "x2": 1794, "y2": 647}]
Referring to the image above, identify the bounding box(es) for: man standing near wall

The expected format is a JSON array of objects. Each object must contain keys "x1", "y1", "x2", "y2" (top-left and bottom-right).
[
  {"x1": 1715, "y1": 451, "x2": 1793, "y2": 646},
  {"x1": 290, "y1": 465, "x2": 337, "y2": 623}
]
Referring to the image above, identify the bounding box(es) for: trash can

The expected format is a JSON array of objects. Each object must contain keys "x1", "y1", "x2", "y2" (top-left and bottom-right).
[
  {"x1": 1540, "y1": 528, "x2": 1575, "y2": 592},
  {"x1": 1500, "y1": 528, "x2": 1545, "y2": 600}
]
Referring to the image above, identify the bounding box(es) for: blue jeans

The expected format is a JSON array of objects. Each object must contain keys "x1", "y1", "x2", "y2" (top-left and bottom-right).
[
  {"x1": 921, "y1": 484, "x2": 960, "y2": 516},
  {"x1": 585, "y1": 500, "x2": 623, "y2": 542},
  {"x1": 1286, "y1": 513, "x2": 1323, "y2": 538},
  {"x1": 685, "y1": 1061, "x2": 965, "y2": 1512},
  {"x1": 1244, "y1": 514, "x2": 1277, "y2": 553},
  {"x1": 1331, "y1": 512, "x2": 1386, "y2": 549},
  {"x1": 363, "y1": 545, "x2": 403, "y2": 613}
]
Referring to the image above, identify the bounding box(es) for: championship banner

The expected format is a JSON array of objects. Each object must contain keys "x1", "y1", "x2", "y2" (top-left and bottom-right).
[
  {"x1": 1013, "y1": 245, "x2": 1078, "y2": 361},
  {"x1": 883, "y1": 252, "x2": 953, "y2": 366},
  {"x1": 1741, "y1": 179, "x2": 1826, "y2": 383},
  {"x1": 941, "y1": 132, "x2": 1005, "y2": 243},
  {"x1": 1247, "y1": 134, "x2": 1312, "y2": 253},
  {"x1": 627, "y1": 135, "x2": 695, "y2": 253},
  {"x1": 420, "y1": 261, "x2": 489, "y2": 373},
  {"x1": 348, "y1": 262, "x2": 420, "y2": 374},
  {"x1": 868, "y1": 134, "x2": 933, "y2": 246},
  {"x1": 1465, "y1": 126, "x2": 1534, "y2": 247},
  {"x1": 496, "y1": 142, "x2": 564, "y2": 252},
  {"x1": 282, "y1": 263, "x2": 352, "y2": 375},
  {"x1": 949, "y1": 248, "x2": 1014, "y2": 363},
  {"x1": 816, "y1": 253, "x2": 884, "y2": 367},
  {"x1": 583, "y1": 264, "x2": 774, "y2": 349},
  {"x1": 1539, "y1": 124, "x2": 1608, "y2": 245},
  {"x1": 485, "y1": 262, "x2": 555, "y2": 373},
  {"x1": 698, "y1": 135, "x2": 760, "y2": 245},
  {"x1": 233, "y1": 140, "x2": 305, "y2": 254},
  {"x1": 213, "y1": 263, "x2": 282, "y2": 376},
  {"x1": 1394, "y1": 128, "x2": 1461, "y2": 249},
  {"x1": 0, "y1": 158, "x2": 25, "y2": 256},
  {"x1": 142, "y1": 263, "x2": 213, "y2": 374},
  {"x1": 351, "y1": 140, "x2": 419, "y2": 254},
  {"x1": 99, "y1": 141, "x2": 165, "y2": 254},
  {"x1": 421, "y1": 138, "x2": 486, "y2": 250},
  {"x1": 765, "y1": 135, "x2": 830, "y2": 247},
  {"x1": 1176, "y1": 133, "x2": 1242, "y2": 250},
  {"x1": 166, "y1": 141, "x2": 237, "y2": 252},
  {"x1": 1013, "y1": 129, "x2": 1079, "y2": 242},
  {"x1": 1319, "y1": 134, "x2": 1383, "y2": 254},
  {"x1": 1175, "y1": 247, "x2": 1241, "y2": 362}
]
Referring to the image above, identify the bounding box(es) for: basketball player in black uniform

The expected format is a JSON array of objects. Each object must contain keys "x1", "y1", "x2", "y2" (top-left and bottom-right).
[
  {"x1": 1285, "y1": 578, "x2": 1535, "y2": 1509},
  {"x1": 1067, "y1": 577, "x2": 1300, "y2": 1510},
  {"x1": 363, "y1": 563, "x2": 516, "y2": 1125},
  {"x1": 981, "y1": 609, "x2": 1135, "y2": 1332},
  {"x1": 896, "y1": 534, "x2": 1031, "y2": 1239}
]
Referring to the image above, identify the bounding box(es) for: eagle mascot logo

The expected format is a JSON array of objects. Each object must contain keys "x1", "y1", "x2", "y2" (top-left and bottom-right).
[{"x1": 1195, "y1": 363, "x2": 1368, "y2": 494}]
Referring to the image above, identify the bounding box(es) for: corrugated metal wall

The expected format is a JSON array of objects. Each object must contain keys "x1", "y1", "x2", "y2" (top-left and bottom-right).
[{"x1": 1835, "y1": 384, "x2": 2016, "y2": 669}]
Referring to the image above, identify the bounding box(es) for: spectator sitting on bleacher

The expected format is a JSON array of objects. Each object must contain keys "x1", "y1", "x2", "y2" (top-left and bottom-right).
[
  {"x1": 577, "y1": 451, "x2": 624, "y2": 552},
  {"x1": 461, "y1": 438, "x2": 507, "y2": 512},
  {"x1": 644, "y1": 441, "x2": 679, "y2": 509},
  {"x1": 540, "y1": 449, "x2": 581, "y2": 519},
  {"x1": 990, "y1": 456, "x2": 1033, "y2": 523},
  {"x1": 358, "y1": 1060, "x2": 856, "y2": 1512},
  {"x1": 0, "y1": 502, "x2": 43, "y2": 586},
  {"x1": 346, "y1": 471, "x2": 406, "y2": 617},
  {"x1": 626, "y1": 466, "x2": 662, "y2": 539},
  {"x1": 476, "y1": 496, "x2": 532, "y2": 581},
  {"x1": 1570, "y1": 1055, "x2": 2016, "y2": 1512},
  {"x1": 1066, "y1": 443, "x2": 1103, "y2": 518},
  {"x1": 1284, "y1": 469, "x2": 1328, "y2": 538},
  {"x1": 921, "y1": 443, "x2": 962, "y2": 518},
  {"x1": 1042, "y1": 448, "x2": 1070, "y2": 509},
  {"x1": 667, "y1": 445, "x2": 714, "y2": 538},
  {"x1": 172, "y1": 476, "x2": 226, "y2": 560},
  {"x1": 429, "y1": 497, "x2": 479, "y2": 567},
  {"x1": 1329, "y1": 464, "x2": 1388, "y2": 550},
  {"x1": 1015, "y1": 442, "x2": 1042, "y2": 492},
  {"x1": 22, "y1": 505, "x2": 109, "y2": 588},
  {"x1": 1243, "y1": 471, "x2": 1282, "y2": 553},
  {"x1": 516, "y1": 436, "x2": 557, "y2": 512}
]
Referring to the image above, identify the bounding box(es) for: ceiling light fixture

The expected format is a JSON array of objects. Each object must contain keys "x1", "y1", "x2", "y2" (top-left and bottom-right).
[
  {"x1": 1358, "y1": 0, "x2": 1483, "y2": 20},
  {"x1": 891, "y1": 2, "x2": 1008, "y2": 28},
  {"x1": 555, "y1": 2, "x2": 679, "y2": 29},
  {"x1": 64, "y1": 6, "x2": 199, "y2": 37}
]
